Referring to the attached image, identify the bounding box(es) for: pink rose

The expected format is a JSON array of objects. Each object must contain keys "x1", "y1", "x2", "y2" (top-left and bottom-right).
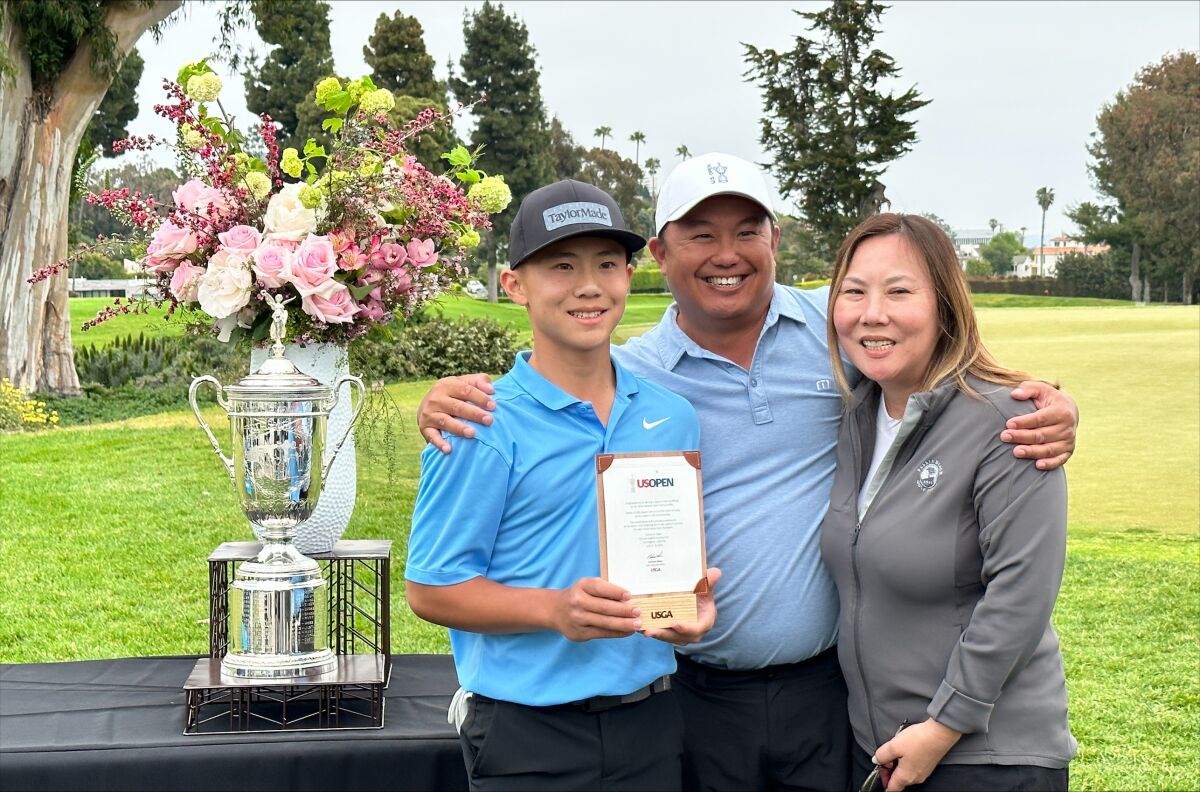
[
  {"x1": 172, "y1": 179, "x2": 207, "y2": 211},
  {"x1": 369, "y1": 242, "x2": 408, "y2": 271},
  {"x1": 218, "y1": 225, "x2": 262, "y2": 252},
  {"x1": 405, "y1": 238, "x2": 438, "y2": 268},
  {"x1": 286, "y1": 234, "x2": 337, "y2": 295},
  {"x1": 169, "y1": 260, "x2": 206, "y2": 302},
  {"x1": 300, "y1": 281, "x2": 358, "y2": 324},
  {"x1": 251, "y1": 243, "x2": 294, "y2": 289},
  {"x1": 144, "y1": 221, "x2": 198, "y2": 272}
]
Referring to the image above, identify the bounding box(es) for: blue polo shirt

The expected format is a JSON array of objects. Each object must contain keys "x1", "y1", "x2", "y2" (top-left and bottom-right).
[
  {"x1": 406, "y1": 352, "x2": 701, "y2": 706},
  {"x1": 614, "y1": 283, "x2": 853, "y2": 669}
]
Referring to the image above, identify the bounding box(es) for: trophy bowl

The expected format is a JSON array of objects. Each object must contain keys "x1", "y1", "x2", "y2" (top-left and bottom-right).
[{"x1": 190, "y1": 299, "x2": 364, "y2": 681}]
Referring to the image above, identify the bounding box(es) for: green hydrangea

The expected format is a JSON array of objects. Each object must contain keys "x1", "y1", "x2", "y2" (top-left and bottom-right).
[
  {"x1": 182, "y1": 126, "x2": 206, "y2": 151},
  {"x1": 468, "y1": 176, "x2": 513, "y2": 214},
  {"x1": 244, "y1": 171, "x2": 272, "y2": 200},
  {"x1": 359, "y1": 88, "x2": 396, "y2": 116},
  {"x1": 315, "y1": 77, "x2": 341, "y2": 106},
  {"x1": 280, "y1": 148, "x2": 303, "y2": 179},
  {"x1": 456, "y1": 229, "x2": 481, "y2": 249},
  {"x1": 232, "y1": 152, "x2": 252, "y2": 176},
  {"x1": 299, "y1": 185, "x2": 323, "y2": 209},
  {"x1": 346, "y1": 78, "x2": 371, "y2": 103},
  {"x1": 185, "y1": 72, "x2": 223, "y2": 103}
]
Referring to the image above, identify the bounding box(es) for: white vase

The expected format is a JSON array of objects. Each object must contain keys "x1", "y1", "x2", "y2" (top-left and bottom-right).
[{"x1": 248, "y1": 342, "x2": 357, "y2": 554}]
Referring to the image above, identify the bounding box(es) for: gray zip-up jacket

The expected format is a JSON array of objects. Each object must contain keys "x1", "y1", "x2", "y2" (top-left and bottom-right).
[{"x1": 820, "y1": 375, "x2": 1077, "y2": 768}]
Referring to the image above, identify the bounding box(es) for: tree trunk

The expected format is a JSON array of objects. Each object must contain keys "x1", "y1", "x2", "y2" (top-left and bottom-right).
[
  {"x1": 0, "y1": 1, "x2": 180, "y2": 394},
  {"x1": 1183, "y1": 270, "x2": 1194, "y2": 306},
  {"x1": 1128, "y1": 241, "x2": 1142, "y2": 303},
  {"x1": 485, "y1": 230, "x2": 499, "y2": 303}
]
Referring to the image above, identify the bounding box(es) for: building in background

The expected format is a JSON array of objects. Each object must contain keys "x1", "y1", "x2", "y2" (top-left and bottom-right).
[
  {"x1": 951, "y1": 228, "x2": 994, "y2": 268},
  {"x1": 1013, "y1": 234, "x2": 1110, "y2": 278}
]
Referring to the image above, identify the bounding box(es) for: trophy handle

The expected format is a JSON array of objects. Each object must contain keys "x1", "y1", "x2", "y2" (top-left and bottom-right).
[
  {"x1": 189, "y1": 375, "x2": 234, "y2": 480},
  {"x1": 322, "y1": 375, "x2": 366, "y2": 480}
]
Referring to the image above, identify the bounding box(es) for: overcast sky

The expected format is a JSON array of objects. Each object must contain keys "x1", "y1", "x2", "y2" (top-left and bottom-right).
[{"x1": 124, "y1": 0, "x2": 1199, "y2": 245}]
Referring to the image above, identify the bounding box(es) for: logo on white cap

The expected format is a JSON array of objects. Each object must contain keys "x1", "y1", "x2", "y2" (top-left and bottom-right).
[
  {"x1": 543, "y1": 202, "x2": 612, "y2": 231},
  {"x1": 707, "y1": 163, "x2": 729, "y2": 184}
]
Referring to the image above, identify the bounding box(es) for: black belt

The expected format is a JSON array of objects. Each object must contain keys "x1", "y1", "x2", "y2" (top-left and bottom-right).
[
  {"x1": 675, "y1": 646, "x2": 839, "y2": 682},
  {"x1": 568, "y1": 675, "x2": 672, "y2": 713}
]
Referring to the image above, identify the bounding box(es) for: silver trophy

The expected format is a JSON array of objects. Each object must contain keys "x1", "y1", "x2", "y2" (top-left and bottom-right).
[{"x1": 190, "y1": 296, "x2": 365, "y2": 680}]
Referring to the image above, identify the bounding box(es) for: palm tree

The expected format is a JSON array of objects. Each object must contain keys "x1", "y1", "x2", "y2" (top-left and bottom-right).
[
  {"x1": 594, "y1": 126, "x2": 613, "y2": 152},
  {"x1": 1035, "y1": 187, "x2": 1055, "y2": 276},
  {"x1": 644, "y1": 157, "x2": 661, "y2": 197},
  {"x1": 988, "y1": 218, "x2": 999, "y2": 235},
  {"x1": 675, "y1": 144, "x2": 691, "y2": 161},
  {"x1": 629, "y1": 131, "x2": 646, "y2": 165}
]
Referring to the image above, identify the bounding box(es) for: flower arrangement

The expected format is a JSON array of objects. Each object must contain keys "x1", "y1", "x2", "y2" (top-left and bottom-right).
[{"x1": 33, "y1": 59, "x2": 512, "y2": 346}]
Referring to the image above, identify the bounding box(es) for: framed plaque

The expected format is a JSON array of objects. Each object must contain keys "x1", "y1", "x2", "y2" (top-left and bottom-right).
[{"x1": 596, "y1": 451, "x2": 708, "y2": 628}]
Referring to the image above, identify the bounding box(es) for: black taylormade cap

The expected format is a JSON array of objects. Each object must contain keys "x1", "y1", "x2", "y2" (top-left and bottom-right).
[{"x1": 508, "y1": 179, "x2": 646, "y2": 267}]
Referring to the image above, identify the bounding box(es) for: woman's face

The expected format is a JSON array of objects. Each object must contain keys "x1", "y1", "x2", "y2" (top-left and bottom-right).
[{"x1": 833, "y1": 234, "x2": 940, "y2": 402}]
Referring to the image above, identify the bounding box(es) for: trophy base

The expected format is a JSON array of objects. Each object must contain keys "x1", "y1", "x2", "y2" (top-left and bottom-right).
[{"x1": 221, "y1": 648, "x2": 339, "y2": 680}]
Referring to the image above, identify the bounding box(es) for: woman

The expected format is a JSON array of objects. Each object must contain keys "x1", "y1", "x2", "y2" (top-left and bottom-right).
[{"x1": 819, "y1": 214, "x2": 1076, "y2": 791}]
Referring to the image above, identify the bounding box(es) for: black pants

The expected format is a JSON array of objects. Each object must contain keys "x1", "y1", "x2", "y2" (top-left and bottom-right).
[
  {"x1": 458, "y1": 690, "x2": 684, "y2": 791},
  {"x1": 674, "y1": 648, "x2": 853, "y2": 792},
  {"x1": 851, "y1": 747, "x2": 1069, "y2": 792}
]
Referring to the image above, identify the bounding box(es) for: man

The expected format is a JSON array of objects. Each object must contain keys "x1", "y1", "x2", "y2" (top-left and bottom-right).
[{"x1": 418, "y1": 153, "x2": 1078, "y2": 791}]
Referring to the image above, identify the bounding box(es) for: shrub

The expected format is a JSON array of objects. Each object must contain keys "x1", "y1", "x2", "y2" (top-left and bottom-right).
[
  {"x1": 75, "y1": 333, "x2": 243, "y2": 390},
  {"x1": 1056, "y1": 252, "x2": 1128, "y2": 300},
  {"x1": 631, "y1": 267, "x2": 667, "y2": 293},
  {"x1": 352, "y1": 316, "x2": 519, "y2": 381},
  {"x1": 965, "y1": 258, "x2": 993, "y2": 277},
  {"x1": 73, "y1": 252, "x2": 132, "y2": 280},
  {"x1": 0, "y1": 379, "x2": 59, "y2": 431},
  {"x1": 966, "y1": 277, "x2": 1058, "y2": 295}
]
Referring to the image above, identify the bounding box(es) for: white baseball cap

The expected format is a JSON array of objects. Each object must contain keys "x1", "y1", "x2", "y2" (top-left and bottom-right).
[{"x1": 654, "y1": 152, "x2": 777, "y2": 236}]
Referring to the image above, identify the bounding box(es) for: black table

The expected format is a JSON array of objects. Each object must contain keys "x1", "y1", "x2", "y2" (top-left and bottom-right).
[{"x1": 0, "y1": 655, "x2": 468, "y2": 791}]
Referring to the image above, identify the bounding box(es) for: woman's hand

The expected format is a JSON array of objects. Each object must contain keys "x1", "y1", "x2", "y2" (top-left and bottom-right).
[
  {"x1": 1002, "y1": 380, "x2": 1079, "y2": 470},
  {"x1": 872, "y1": 718, "x2": 961, "y2": 791}
]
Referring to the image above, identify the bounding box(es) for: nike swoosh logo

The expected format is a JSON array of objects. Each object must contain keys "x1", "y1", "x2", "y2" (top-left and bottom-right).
[{"x1": 642, "y1": 417, "x2": 671, "y2": 430}]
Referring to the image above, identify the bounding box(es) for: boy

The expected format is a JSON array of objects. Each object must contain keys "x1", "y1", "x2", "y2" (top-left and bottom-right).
[{"x1": 406, "y1": 180, "x2": 719, "y2": 791}]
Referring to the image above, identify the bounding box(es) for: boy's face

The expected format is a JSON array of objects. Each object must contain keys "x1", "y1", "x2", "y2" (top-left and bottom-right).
[{"x1": 501, "y1": 236, "x2": 633, "y2": 356}]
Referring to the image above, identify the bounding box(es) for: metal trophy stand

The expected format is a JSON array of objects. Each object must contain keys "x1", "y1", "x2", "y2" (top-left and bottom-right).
[{"x1": 183, "y1": 297, "x2": 390, "y2": 733}]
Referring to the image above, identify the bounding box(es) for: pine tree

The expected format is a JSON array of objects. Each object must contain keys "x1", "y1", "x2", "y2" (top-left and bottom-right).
[
  {"x1": 243, "y1": 0, "x2": 334, "y2": 152},
  {"x1": 450, "y1": 1, "x2": 553, "y2": 301},
  {"x1": 744, "y1": 0, "x2": 929, "y2": 259},
  {"x1": 363, "y1": 11, "x2": 441, "y2": 100}
]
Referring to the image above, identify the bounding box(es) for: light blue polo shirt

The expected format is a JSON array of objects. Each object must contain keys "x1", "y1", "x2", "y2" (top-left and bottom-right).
[
  {"x1": 614, "y1": 284, "x2": 853, "y2": 669},
  {"x1": 406, "y1": 352, "x2": 701, "y2": 706}
]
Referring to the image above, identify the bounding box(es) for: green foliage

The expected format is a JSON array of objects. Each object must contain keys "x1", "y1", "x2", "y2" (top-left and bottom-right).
[
  {"x1": 631, "y1": 267, "x2": 666, "y2": 293},
  {"x1": 74, "y1": 333, "x2": 243, "y2": 391},
  {"x1": 1087, "y1": 51, "x2": 1200, "y2": 299},
  {"x1": 450, "y1": 0, "x2": 554, "y2": 251},
  {"x1": 578, "y1": 148, "x2": 652, "y2": 238},
  {"x1": 966, "y1": 277, "x2": 1057, "y2": 296},
  {"x1": 75, "y1": 159, "x2": 182, "y2": 249},
  {"x1": 90, "y1": 47, "x2": 144, "y2": 155},
  {"x1": 73, "y1": 252, "x2": 130, "y2": 280},
  {"x1": 774, "y1": 213, "x2": 830, "y2": 281},
  {"x1": 1055, "y1": 251, "x2": 1129, "y2": 300},
  {"x1": 965, "y1": 258, "x2": 993, "y2": 277},
  {"x1": 243, "y1": 0, "x2": 334, "y2": 151},
  {"x1": 8, "y1": 0, "x2": 120, "y2": 85},
  {"x1": 363, "y1": 11, "x2": 441, "y2": 101},
  {"x1": 976, "y1": 230, "x2": 1026, "y2": 276},
  {"x1": 352, "y1": 316, "x2": 519, "y2": 382},
  {"x1": 744, "y1": 0, "x2": 929, "y2": 259}
]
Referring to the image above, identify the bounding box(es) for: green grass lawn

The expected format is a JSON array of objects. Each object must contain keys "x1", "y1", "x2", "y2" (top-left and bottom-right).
[{"x1": 7, "y1": 298, "x2": 1198, "y2": 789}]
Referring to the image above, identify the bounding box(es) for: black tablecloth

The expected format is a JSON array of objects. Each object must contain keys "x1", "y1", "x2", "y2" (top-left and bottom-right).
[{"x1": 0, "y1": 655, "x2": 468, "y2": 792}]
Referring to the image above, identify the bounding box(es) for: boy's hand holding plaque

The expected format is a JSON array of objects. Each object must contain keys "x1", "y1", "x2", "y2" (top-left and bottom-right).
[{"x1": 596, "y1": 451, "x2": 709, "y2": 628}]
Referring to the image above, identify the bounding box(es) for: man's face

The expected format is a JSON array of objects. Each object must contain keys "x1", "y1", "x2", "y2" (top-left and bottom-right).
[
  {"x1": 501, "y1": 236, "x2": 632, "y2": 357},
  {"x1": 649, "y1": 195, "x2": 779, "y2": 333}
]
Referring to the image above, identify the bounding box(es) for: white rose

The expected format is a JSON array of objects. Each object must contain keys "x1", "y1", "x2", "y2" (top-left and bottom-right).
[
  {"x1": 263, "y1": 182, "x2": 318, "y2": 242},
  {"x1": 197, "y1": 249, "x2": 254, "y2": 321}
]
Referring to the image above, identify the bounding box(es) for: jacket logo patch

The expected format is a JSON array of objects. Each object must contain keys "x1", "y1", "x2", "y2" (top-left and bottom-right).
[{"x1": 916, "y1": 459, "x2": 943, "y2": 492}]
